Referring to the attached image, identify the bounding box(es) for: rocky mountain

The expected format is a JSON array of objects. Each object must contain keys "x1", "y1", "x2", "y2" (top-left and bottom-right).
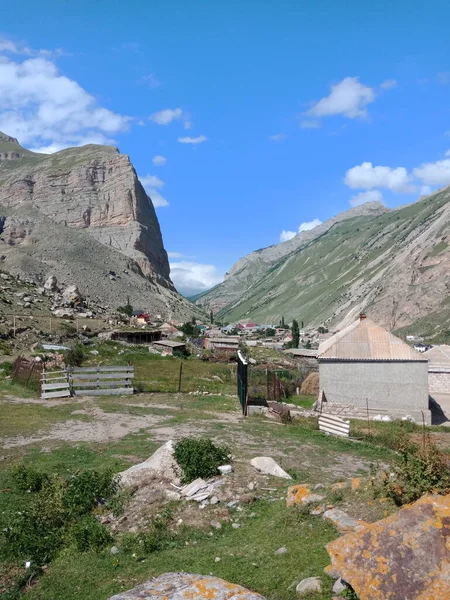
[
  {"x1": 196, "y1": 187, "x2": 450, "y2": 340},
  {"x1": 0, "y1": 132, "x2": 198, "y2": 319}
]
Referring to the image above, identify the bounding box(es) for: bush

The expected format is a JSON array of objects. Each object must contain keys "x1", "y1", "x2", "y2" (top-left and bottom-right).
[
  {"x1": 380, "y1": 435, "x2": 450, "y2": 505},
  {"x1": 64, "y1": 342, "x2": 85, "y2": 367},
  {"x1": 174, "y1": 437, "x2": 230, "y2": 483},
  {"x1": 1, "y1": 468, "x2": 118, "y2": 565}
]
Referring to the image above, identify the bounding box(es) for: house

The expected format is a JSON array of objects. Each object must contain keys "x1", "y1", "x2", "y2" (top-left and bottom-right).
[
  {"x1": 204, "y1": 337, "x2": 240, "y2": 352},
  {"x1": 159, "y1": 322, "x2": 180, "y2": 338},
  {"x1": 238, "y1": 323, "x2": 258, "y2": 334},
  {"x1": 153, "y1": 340, "x2": 187, "y2": 356},
  {"x1": 283, "y1": 347, "x2": 318, "y2": 369},
  {"x1": 424, "y1": 345, "x2": 450, "y2": 394},
  {"x1": 317, "y1": 314, "x2": 430, "y2": 423},
  {"x1": 134, "y1": 313, "x2": 150, "y2": 325}
]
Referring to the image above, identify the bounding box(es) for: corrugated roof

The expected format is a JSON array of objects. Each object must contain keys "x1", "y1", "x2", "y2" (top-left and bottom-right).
[
  {"x1": 424, "y1": 345, "x2": 450, "y2": 367},
  {"x1": 318, "y1": 317, "x2": 426, "y2": 361}
]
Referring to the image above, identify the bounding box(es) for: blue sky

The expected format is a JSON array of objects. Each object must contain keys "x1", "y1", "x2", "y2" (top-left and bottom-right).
[{"x1": 1, "y1": 0, "x2": 450, "y2": 295}]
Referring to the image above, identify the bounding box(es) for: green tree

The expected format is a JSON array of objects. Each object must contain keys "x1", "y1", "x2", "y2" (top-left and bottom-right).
[
  {"x1": 291, "y1": 319, "x2": 300, "y2": 348},
  {"x1": 117, "y1": 295, "x2": 133, "y2": 317},
  {"x1": 305, "y1": 339, "x2": 312, "y2": 349},
  {"x1": 280, "y1": 316, "x2": 285, "y2": 328},
  {"x1": 210, "y1": 310, "x2": 214, "y2": 325},
  {"x1": 180, "y1": 322, "x2": 201, "y2": 337},
  {"x1": 318, "y1": 326, "x2": 329, "y2": 334},
  {"x1": 301, "y1": 320, "x2": 304, "y2": 329}
]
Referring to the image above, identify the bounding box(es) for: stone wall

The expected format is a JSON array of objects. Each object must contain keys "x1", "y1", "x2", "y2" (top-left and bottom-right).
[{"x1": 428, "y1": 368, "x2": 450, "y2": 394}]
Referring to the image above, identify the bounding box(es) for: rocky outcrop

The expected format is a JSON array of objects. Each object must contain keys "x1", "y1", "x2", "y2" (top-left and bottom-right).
[
  {"x1": 108, "y1": 573, "x2": 265, "y2": 600},
  {"x1": 0, "y1": 133, "x2": 198, "y2": 318},
  {"x1": 326, "y1": 493, "x2": 450, "y2": 600}
]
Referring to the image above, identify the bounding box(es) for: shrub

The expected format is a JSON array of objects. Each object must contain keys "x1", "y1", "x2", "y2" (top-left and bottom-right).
[
  {"x1": 174, "y1": 437, "x2": 230, "y2": 483},
  {"x1": 64, "y1": 342, "x2": 85, "y2": 367},
  {"x1": 1, "y1": 468, "x2": 118, "y2": 565},
  {"x1": 381, "y1": 435, "x2": 450, "y2": 505}
]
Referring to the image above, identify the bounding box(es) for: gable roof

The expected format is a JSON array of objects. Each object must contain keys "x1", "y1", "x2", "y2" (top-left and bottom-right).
[
  {"x1": 424, "y1": 345, "x2": 450, "y2": 367},
  {"x1": 318, "y1": 317, "x2": 426, "y2": 361}
]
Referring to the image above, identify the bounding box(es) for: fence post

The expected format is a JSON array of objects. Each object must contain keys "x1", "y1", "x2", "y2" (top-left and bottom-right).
[
  {"x1": 178, "y1": 361, "x2": 183, "y2": 393},
  {"x1": 266, "y1": 368, "x2": 269, "y2": 402},
  {"x1": 25, "y1": 361, "x2": 35, "y2": 388}
]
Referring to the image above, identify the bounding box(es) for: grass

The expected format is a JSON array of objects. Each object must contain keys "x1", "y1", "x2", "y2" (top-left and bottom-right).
[
  {"x1": 286, "y1": 394, "x2": 316, "y2": 409},
  {"x1": 0, "y1": 402, "x2": 92, "y2": 438}
]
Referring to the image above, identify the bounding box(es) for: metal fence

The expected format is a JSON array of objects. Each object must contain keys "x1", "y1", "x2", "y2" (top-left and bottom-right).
[
  {"x1": 70, "y1": 365, "x2": 134, "y2": 396},
  {"x1": 12, "y1": 355, "x2": 43, "y2": 390},
  {"x1": 237, "y1": 351, "x2": 248, "y2": 415}
]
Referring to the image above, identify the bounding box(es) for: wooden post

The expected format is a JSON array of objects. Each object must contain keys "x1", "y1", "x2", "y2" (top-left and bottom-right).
[
  {"x1": 178, "y1": 361, "x2": 183, "y2": 393},
  {"x1": 266, "y1": 368, "x2": 270, "y2": 402},
  {"x1": 49, "y1": 316, "x2": 52, "y2": 333}
]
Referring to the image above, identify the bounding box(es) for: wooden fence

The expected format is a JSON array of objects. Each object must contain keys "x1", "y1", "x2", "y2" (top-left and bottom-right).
[
  {"x1": 70, "y1": 365, "x2": 134, "y2": 396},
  {"x1": 41, "y1": 369, "x2": 71, "y2": 399}
]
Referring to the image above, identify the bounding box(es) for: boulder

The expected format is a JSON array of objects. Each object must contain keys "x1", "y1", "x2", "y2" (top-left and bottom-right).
[
  {"x1": 322, "y1": 509, "x2": 368, "y2": 534},
  {"x1": 287, "y1": 484, "x2": 324, "y2": 506},
  {"x1": 295, "y1": 577, "x2": 322, "y2": 596},
  {"x1": 326, "y1": 493, "x2": 450, "y2": 600},
  {"x1": 62, "y1": 284, "x2": 82, "y2": 305},
  {"x1": 118, "y1": 440, "x2": 180, "y2": 487},
  {"x1": 44, "y1": 275, "x2": 58, "y2": 291},
  {"x1": 250, "y1": 457, "x2": 292, "y2": 479},
  {"x1": 107, "y1": 573, "x2": 265, "y2": 600}
]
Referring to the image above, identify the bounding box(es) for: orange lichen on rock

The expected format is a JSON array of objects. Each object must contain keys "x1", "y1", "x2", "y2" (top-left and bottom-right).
[
  {"x1": 286, "y1": 485, "x2": 311, "y2": 506},
  {"x1": 326, "y1": 493, "x2": 450, "y2": 600},
  {"x1": 351, "y1": 477, "x2": 361, "y2": 490}
]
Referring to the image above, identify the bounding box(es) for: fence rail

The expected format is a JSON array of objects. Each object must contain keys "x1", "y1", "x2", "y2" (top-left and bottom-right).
[
  {"x1": 70, "y1": 365, "x2": 134, "y2": 396},
  {"x1": 41, "y1": 369, "x2": 71, "y2": 400}
]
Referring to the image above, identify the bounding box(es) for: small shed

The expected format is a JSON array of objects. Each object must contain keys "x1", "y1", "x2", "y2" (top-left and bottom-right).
[
  {"x1": 153, "y1": 340, "x2": 187, "y2": 356},
  {"x1": 204, "y1": 337, "x2": 240, "y2": 352},
  {"x1": 424, "y1": 345, "x2": 450, "y2": 394},
  {"x1": 318, "y1": 315, "x2": 430, "y2": 423}
]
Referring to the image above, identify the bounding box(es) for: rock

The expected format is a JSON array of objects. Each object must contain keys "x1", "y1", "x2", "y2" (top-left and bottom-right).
[
  {"x1": 314, "y1": 483, "x2": 325, "y2": 490},
  {"x1": 232, "y1": 523, "x2": 241, "y2": 529},
  {"x1": 275, "y1": 546, "x2": 288, "y2": 555},
  {"x1": 52, "y1": 308, "x2": 74, "y2": 318},
  {"x1": 118, "y1": 440, "x2": 180, "y2": 487},
  {"x1": 327, "y1": 493, "x2": 450, "y2": 600},
  {"x1": 295, "y1": 577, "x2": 322, "y2": 596},
  {"x1": 107, "y1": 572, "x2": 266, "y2": 600},
  {"x1": 322, "y1": 509, "x2": 368, "y2": 534},
  {"x1": 62, "y1": 284, "x2": 82, "y2": 305},
  {"x1": 44, "y1": 275, "x2": 58, "y2": 291},
  {"x1": 332, "y1": 578, "x2": 348, "y2": 594},
  {"x1": 250, "y1": 457, "x2": 292, "y2": 479},
  {"x1": 215, "y1": 557, "x2": 221, "y2": 562},
  {"x1": 287, "y1": 485, "x2": 325, "y2": 506},
  {"x1": 110, "y1": 546, "x2": 119, "y2": 555},
  {"x1": 248, "y1": 357, "x2": 257, "y2": 365},
  {"x1": 331, "y1": 482, "x2": 347, "y2": 491},
  {"x1": 210, "y1": 496, "x2": 219, "y2": 505},
  {"x1": 210, "y1": 521, "x2": 222, "y2": 530},
  {"x1": 218, "y1": 465, "x2": 233, "y2": 474},
  {"x1": 310, "y1": 505, "x2": 325, "y2": 516},
  {"x1": 247, "y1": 482, "x2": 255, "y2": 491}
]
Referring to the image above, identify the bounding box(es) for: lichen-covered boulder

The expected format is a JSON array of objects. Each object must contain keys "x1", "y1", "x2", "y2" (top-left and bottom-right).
[
  {"x1": 326, "y1": 494, "x2": 450, "y2": 600},
  {"x1": 286, "y1": 484, "x2": 324, "y2": 506},
  {"x1": 107, "y1": 573, "x2": 265, "y2": 600},
  {"x1": 322, "y1": 509, "x2": 368, "y2": 534}
]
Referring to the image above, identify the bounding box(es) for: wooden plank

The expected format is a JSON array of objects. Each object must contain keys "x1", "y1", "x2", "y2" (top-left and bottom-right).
[
  {"x1": 42, "y1": 375, "x2": 69, "y2": 382},
  {"x1": 71, "y1": 366, "x2": 134, "y2": 373},
  {"x1": 73, "y1": 388, "x2": 134, "y2": 396},
  {"x1": 71, "y1": 380, "x2": 133, "y2": 388},
  {"x1": 42, "y1": 390, "x2": 71, "y2": 399},
  {"x1": 42, "y1": 382, "x2": 71, "y2": 391},
  {"x1": 70, "y1": 373, "x2": 135, "y2": 380},
  {"x1": 41, "y1": 370, "x2": 68, "y2": 376}
]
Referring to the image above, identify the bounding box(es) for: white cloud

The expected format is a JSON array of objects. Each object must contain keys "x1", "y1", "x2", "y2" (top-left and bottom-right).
[
  {"x1": 445, "y1": 150, "x2": 450, "y2": 157},
  {"x1": 140, "y1": 174, "x2": 168, "y2": 207},
  {"x1": 350, "y1": 189, "x2": 384, "y2": 207},
  {"x1": 269, "y1": 133, "x2": 287, "y2": 141},
  {"x1": 177, "y1": 135, "x2": 207, "y2": 144},
  {"x1": 139, "y1": 73, "x2": 161, "y2": 88},
  {"x1": 280, "y1": 218, "x2": 322, "y2": 242},
  {"x1": 170, "y1": 261, "x2": 223, "y2": 295},
  {"x1": 152, "y1": 155, "x2": 167, "y2": 166},
  {"x1": 184, "y1": 120, "x2": 192, "y2": 130},
  {"x1": 420, "y1": 185, "x2": 433, "y2": 196},
  {"x1": 0, "y1": 51, "x2": 129, "y2": 152},
  {"x1": 140, "y1": 174, "x2": 164, "y2": 189},
  {"x1": 0, "y1": 37, "x2": 65, "y2": 59},
  {"x1": 280, "y1": 230, "x2": 296, "y2": 242},
  {"x1": 413, "y1": 159, "x2": 450, "y2": 186},
  {"x1": 167, "y1": 251, "x2": 183, "y2": 259},
  {"x1": 380, "y1": 79, "x2": 397, "y2": 89},
  {"x1": 345, "y1": 161, "x2": 414, "y2": 192},
  {"x1": 149, "y1": 108, "x2": 183, "y2": 125},
  {"x1": 299, "y1": 119, "x2": 321, "y2": 129},
  {"x1": 306, "y1": 77, "x2": 375, "y2": 119},
  {"x1": 298, "y1": 218, "x2": 322, "y2": 232}
]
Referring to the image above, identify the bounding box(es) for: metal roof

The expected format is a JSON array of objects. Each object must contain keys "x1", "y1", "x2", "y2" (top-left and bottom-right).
[
  {"x1": 153, "y1": 340, "x2": 186, "y2": 348},
  {"x1": 283, "y1": 348, "x2": 318, "y2": 358},
  {"x1": 318, "y1": 317, "x2": 426, "y2": 361},
  {"x1": 424, "y1": 345, "x2": 450, "y2": 367}
]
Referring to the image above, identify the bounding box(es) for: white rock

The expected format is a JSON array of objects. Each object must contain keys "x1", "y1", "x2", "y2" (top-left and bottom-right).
[
  {"x1": 110, "y1": 546, "x2": 119, "y2": 555},
  {"x1": 296, "y1": 577, "x2": 322, "y2": 596},
  {"x1": 118, "y1": 440, "x2": 180, "y2": 487},
  {"x1": 333, "y1": 578, "x2": 348, "y2": 594},
  {"x1": 210, "y1": 496, "x2": 219, "y2": 505},
  {"x1": 44, "y1": 275, "x2": 58, "y2": 291},
  {"x1": 232, "y1": 523, "x2": 241, "y2": 529},
  {"x1": 218, "y1": 464, "x2": 233, "y2": 474},
  {"x1": 250, "y1": 457, "x2": 292, "y2": 479},
  {"x1": 275, "y1": 546, "x2": 288, "y2": 555}
]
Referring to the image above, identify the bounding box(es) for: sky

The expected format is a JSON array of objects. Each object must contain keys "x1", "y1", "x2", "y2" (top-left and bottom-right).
[{"x1": 1, "y1": 0, "x2": 450, "y2": 296}]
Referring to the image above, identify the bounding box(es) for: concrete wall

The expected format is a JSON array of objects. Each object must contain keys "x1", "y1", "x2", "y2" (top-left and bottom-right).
[
  {"x1": 319, "y1": 360, "x2": 430, "y2": 421},
  {"x1": 428, "y1": 368, "x2": 450, "y2": 394}
]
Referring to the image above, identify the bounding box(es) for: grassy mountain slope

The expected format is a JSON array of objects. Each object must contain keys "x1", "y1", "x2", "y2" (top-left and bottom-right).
[{"x1": 200, "y1": 187, "x2": 450, "y2": 338}]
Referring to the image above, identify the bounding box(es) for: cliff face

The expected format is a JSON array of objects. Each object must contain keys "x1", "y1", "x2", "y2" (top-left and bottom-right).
[{"x1": 0, "y1": 132, "x2": 198, "y2": 319}]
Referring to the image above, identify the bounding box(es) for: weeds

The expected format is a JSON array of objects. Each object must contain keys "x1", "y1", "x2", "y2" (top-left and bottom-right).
[{"x1": 174, "y1": 437, "x2": 230, "y2": 483}]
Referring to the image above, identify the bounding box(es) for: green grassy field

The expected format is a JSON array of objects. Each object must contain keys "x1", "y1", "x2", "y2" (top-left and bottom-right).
[{"x1": 1, "y1": 352, "x2": 449, "y2": 600}]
